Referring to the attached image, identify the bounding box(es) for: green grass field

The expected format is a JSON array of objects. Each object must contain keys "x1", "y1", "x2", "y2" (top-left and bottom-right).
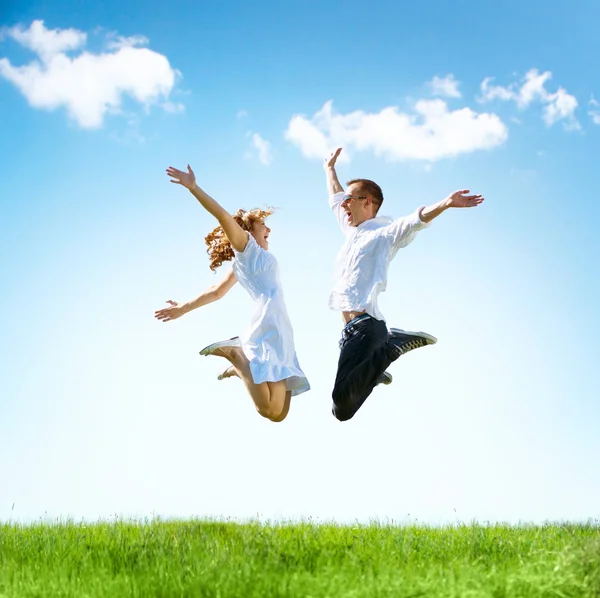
[{"x1": 1, "y1": 520, "x2": 599, "y2": 597}]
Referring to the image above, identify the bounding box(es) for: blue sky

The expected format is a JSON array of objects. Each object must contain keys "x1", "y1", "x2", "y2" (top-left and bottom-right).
[{"x1": 1, "y1": 0, "x2": 599, "y2": 525}]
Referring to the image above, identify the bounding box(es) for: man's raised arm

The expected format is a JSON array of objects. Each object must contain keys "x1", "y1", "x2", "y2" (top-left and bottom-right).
[
  {"x1": 419, "y1": 189, "x2": 485, "y2": 223},
  {"x1": 324, "y1": 147, "x2": 344, "y2": 197}
]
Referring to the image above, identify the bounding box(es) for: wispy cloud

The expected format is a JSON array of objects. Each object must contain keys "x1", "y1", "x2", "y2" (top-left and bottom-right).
[
  {"x1": 162, "y1": 101, "x2": 185, "y2": 114},
  {"x1": 237, "y1": 109, "x2": 248, "y2": 119},
  {"x1": 589, "y1": 98, "x2": 600, "y2": 125},
  {"x1": 251, "y1": 133, "x2": 272, "y2": 165},
  {"x1": 0, "y1": 20, "x2": 182, "y2": 129},
  {"x1": 428, "y1": 74, "x2": 461, "y2": 98},
  {"x1": 105, "y1": 34, "x2": 149, "y2": 51},
  {"x1": 285, "y1": 98, "x2": 507, "y2": 162},
  {"x1": 479, "y1": 69, "x2": 579, "y2": 130}
]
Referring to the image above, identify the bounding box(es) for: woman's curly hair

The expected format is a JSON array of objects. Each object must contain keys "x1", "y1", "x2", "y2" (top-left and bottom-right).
[{"x1": 205, "y1": 208, "x2": 274, "y2": 271}]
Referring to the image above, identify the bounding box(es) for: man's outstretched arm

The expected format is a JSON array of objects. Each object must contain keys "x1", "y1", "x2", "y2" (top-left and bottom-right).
[
  {"x1": 324, "y1": 147, "x2": 344, "y2": 197},
  {"x1": 388, "y1": 189, "x2": 484, "y2": 249},
  {"x1": 419, "y1": 189, "x2": 484, "y2": 223}
]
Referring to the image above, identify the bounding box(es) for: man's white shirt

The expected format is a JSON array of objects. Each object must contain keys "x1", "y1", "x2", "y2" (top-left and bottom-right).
[{"x1": 329, "y1": 191, "x2": 430, "y2": 322}]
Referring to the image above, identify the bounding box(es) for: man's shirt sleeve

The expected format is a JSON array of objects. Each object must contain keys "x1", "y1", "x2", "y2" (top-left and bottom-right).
[{"x1": 385, "y1": 207, "x2": 430, "y2": 250}]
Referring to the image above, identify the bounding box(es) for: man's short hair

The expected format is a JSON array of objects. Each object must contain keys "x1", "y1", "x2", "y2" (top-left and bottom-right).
[{"x1": 347, "y1": 178, "x2": 384, "y2": 213}]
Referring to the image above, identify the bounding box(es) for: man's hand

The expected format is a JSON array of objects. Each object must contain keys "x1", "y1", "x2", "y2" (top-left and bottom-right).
[
  {"x1": 154, "y1": 300, "x2": 187, "y2": 322},
  {"x1": 166, "y1": 165, "x2": 197, "y2": 191},
  {"x1": 420, "y1": 189, "x2": 485, "y2": 223},
  {"x1": 324, "y1": 147, "x2": 343, "y2": 171},
  {"x1": 446, "y1": 189, "x2": 484, "y2": 208}
]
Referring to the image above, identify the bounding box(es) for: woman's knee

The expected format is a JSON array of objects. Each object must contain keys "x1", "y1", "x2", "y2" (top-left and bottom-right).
[
  {"x1": 268, "y1": 410, "x2": 288, "y2": 423},
  {"x1": 257, "y1": 404, "x2": 286, "y2": 422}
]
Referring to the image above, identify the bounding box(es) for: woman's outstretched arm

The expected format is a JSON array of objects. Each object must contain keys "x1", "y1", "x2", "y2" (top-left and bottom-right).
[
  {"x1": 166, "y1": 164, "x2": 249, "y2": 252},
  {"x1": 154, "y1": 269, "x2": 237, "y2": 322}
]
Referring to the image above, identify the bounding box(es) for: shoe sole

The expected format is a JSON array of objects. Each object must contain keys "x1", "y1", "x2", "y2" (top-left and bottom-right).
[
  {"x1": 199, "y1": 336, "x2": 241, "y2": 356},
  {"x1": 379, "y1": 372, "x2": 393, "y2": 385},
  {"x1": 389, "y1": 328, "x2": 437, "y2": 345}
]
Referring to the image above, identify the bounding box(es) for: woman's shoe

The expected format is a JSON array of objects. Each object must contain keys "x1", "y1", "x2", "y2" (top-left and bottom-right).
[
  {"x1": 217, "y1": 365, "x2": 237, "y2": 380},
  {"x1": 199, "y1": 336, "x2": 241, "y2": 356}
]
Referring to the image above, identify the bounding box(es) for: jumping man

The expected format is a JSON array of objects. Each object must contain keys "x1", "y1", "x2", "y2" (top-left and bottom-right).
[{"x1": 324, "y1": 147, "x2": 484, "y2": 421}]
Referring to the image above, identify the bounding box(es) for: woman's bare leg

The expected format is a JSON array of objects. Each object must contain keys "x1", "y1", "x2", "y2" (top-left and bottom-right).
[
  {"x1": 268, "y1": 390, "x2": 292, "y2": 422},
  {"x1": 209, "y1": 347, "x2": 290, "y2": 422}
]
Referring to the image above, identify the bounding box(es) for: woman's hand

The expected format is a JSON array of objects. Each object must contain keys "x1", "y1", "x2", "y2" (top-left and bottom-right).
[
  {"x1": 154, "y1": 300, "x2": 187, "y2": 322},
  {"x1": 166, "y1": 165, "x2": 197, "y2": 191}
]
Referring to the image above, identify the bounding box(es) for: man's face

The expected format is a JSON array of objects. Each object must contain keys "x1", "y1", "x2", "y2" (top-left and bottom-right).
[{"x1": 341, "y1": 183, "x2": 370, "y2": 227}]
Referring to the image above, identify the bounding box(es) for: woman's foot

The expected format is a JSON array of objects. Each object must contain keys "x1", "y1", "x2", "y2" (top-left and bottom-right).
[{"x1": 217, "y1": 366, "x2": 238, "y2": 380}]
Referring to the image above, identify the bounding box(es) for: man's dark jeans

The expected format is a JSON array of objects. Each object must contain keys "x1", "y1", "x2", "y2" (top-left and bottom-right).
[{"x1": 332, "y1": 314, "x2": 395, "y2": 421}]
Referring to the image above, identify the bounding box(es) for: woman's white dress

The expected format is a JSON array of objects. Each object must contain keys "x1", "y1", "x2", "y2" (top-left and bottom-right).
[{"x1": 232, "y1": 234, "x2": 310, "y2": 396}]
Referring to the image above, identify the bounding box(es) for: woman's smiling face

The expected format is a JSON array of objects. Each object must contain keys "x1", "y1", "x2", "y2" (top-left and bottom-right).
[{"x1": 250, "y1": 219, "x2": 271, "y2": 250}]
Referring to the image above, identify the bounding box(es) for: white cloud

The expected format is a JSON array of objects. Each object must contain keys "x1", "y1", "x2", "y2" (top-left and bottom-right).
[
  {"x1": 6, "y1": 19, "x2": 86, "y2": 61},
  {"x1": 588, "y1": 98, "x2": 600, "y2": 125},
  {"x1": 543, "y1": 88, "x2": 579, "y2": 129},
  {"x1": 105, "y1": 34, "x2": 149, "y2": 51},
  {"x1": 285, "y1": 99, "x2": 507, "y2": 162},
  {"x1": 285, "y1": 111, "x2": 331, "y2": 160},
  {"x1": 480, "y1": 71, "x2": 552, "y2": 106},
  {"x1": 479, "y1": 69, "x2": 579, "y2": 130},
  {"x1": 237, "y1": 109, "x2": 247, "y2": 119},
  {"x1": 251, "y1": 133, "x2": 272, "y2": 165},
  {"x1": 0, "y1": 20, "x2": 182, "y2": 129},
  {"x1": 480, "y1": 77, "x2": 518, "y2": 102},
  {"x1": 428, "y1": 74, "x2": 461, "y2": 98}
]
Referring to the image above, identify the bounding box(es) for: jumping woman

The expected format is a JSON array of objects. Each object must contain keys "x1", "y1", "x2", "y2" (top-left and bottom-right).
[{"x1": 154, "y1": 164, "x2": 310, "y2": 422}]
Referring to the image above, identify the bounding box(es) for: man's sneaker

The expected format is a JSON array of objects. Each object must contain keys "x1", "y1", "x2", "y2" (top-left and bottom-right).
[
  {"x1": 217, "y1": 365, "x2": 237, "y2": 380},
  {"x1": 375, "y1": 371, "x2": 393, "y2": 386},
  {"x1": 388, "y1": 328, "x2": 437, "y2": 359},
  {"x1": 199, "y1": 336, "x2": 241, "y2": 356}
]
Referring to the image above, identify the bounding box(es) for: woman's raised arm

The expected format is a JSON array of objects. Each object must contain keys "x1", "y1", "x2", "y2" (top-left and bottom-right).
[{"x1": 166, "y1": 164, "x2": 249, "y2": 252}]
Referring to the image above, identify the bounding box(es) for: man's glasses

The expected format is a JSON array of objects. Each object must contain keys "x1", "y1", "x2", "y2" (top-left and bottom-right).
[
  {"x1": 342, "y1": 194, "x2": 382, "y2": 206},
  {"x1": 342, "y1": 195, "x2": 368, "y2": 202}
]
